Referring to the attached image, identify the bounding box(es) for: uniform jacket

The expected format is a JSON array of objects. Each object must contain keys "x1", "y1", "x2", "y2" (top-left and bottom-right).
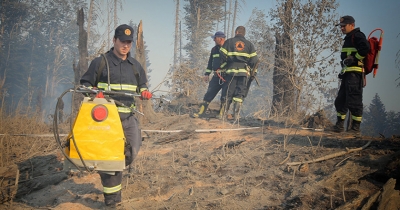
[
  {"x1": 205, "y1": 45, "x2": 222, "y2": 75},
  {"x1": 341, "y1": 28, "x2": 370, "y2": 73},
  {"x1": 220, "y1": 34, "x2": 258, "y2": 77},
  {"x1": 80, "y1": 48, "x2": 148, "y2": 115}
]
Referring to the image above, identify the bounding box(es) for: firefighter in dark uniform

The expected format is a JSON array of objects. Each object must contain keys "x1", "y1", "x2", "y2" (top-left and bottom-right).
[
  {"x1": 334, "y1": 16, "x2": 370, "y2": 134},
  {"x1": 192, "y1": 31, "x2": 226, "y2": 118},
  {"x1": 80, "y1": 24, "x2": 152, "y2": 207},
  {"x1": 219, "y1": 26, "x2": 258, "y2": 120}
]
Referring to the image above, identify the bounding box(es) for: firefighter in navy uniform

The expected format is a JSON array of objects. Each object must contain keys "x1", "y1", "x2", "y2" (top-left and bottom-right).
[
  {"x1": 192, "y1": 31, "x2": 226, "y2": 118},
  {"x1": 80, "y1": 24, "x2": 152, "y2": 208},
  {"x1": 219, "y1": 26, "x2": 258, "y2": 120},
  {"x1": 334, "y1": 16, "x2": 370, "y2": 134}
]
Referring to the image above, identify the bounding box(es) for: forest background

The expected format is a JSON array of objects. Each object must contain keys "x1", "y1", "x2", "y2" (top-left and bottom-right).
[{"x1": 0, "y1": 0, "x2": 400, "y2": 137}]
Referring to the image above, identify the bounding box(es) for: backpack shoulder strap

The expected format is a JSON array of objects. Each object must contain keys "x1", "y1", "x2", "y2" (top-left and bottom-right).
[
  {"x1": 96, "y1": 55, "x2": 106, "y2": 86},
  {"x1": 97, "y1": 54, "x2": 142, "y2": 92},
  {"x1": 131, "y1": 62, "x2": 141, "y2": 93}
]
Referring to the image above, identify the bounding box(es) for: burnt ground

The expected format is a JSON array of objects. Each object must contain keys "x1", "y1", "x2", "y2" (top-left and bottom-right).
[{"x1": 1, "y1": 110, "x2": 400, "y2": 210}]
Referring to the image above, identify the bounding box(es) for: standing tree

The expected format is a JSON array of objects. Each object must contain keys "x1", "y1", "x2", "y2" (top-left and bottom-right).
[
  {"x1": 243, "y1": 9, "x2": 275, "y2": 118},
  {"x1": 385, "y1": 111, "x2": 400, "y2": 136},
  {"x1": 0, "y1": 0, "x2": 85, "y2": 115},
  {"x1": 269, "y1": 0, "x2": 341, "y2": 117},
  {"x1": 271, "y1": 0, "x2": 295, "y2": 116},
  {"x1": 231, "y1": 0, "x2": 238, "y2": 36},
  {"x1": 0, "y1": 0, "x2": 29, "y2": 101},
  {"x1": 173, "y1": 0, "x2": 180, "y2": 67},
  {"x1": 135, "y1": 21, "x2": 158, "y2": 124},
  {"x1": 183, "y1": 0, "x2": 225, "y2": 68},
  {"x1": 362, "y1": 93, "x2": 387, "y2": 137},
  {"x1": 170, "y1": 0, "x2": 225, "y2": 99},
  {"x1": 396, "y1": 32, "x2": 400, "y2": 87},
  {"x1": 75, "y1": 8, "x2": 88, "y2": 88}
]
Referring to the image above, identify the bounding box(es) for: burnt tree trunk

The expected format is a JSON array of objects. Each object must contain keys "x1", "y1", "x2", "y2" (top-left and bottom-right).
[
  {"x1": 74, "y1": 8, "x2": 88, "y2": 87},
  {"x1": 72, "y1": 8, "x2": 88, "y2": 112},
  {"x1": 173, "y1": 0, "x2": 179, "y2": 67},
  {"x1": 135, "y1": 20, "x2": 158, "y2": 124},
  {"x1": 272, "y1": 0, "x2": 296, "y2": 116}
]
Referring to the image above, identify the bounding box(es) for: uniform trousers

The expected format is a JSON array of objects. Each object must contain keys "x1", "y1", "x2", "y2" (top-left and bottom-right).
[
  {"x1": 334, "y1": 72, "x2": 363, "y2": 120},
  {"x1": 222, "y1": 74, "x2": 247, "y2": 103},
  {"x1": 203, "y1": 74, "x2": 225, "y2": 102},
  {"x1": 99, "y1": 113, "x2": 142, "y2": 205}
]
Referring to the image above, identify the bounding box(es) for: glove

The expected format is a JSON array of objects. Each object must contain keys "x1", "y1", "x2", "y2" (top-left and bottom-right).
[
  {"x1": 140, "y1": 90, "x2": 152, "y2": 100},
  {"x1": 86, "y1": 86, "x2": 97, "y2": 97},
  {"x1": 338, "y1": 73, "x2": 344, "y2": 79},
  {"x1": 343, "y1": 56, "x2": 354, "y2": 66},
  {"x1": 203, "y1": 75, "x2": 209, "y2": 82}
]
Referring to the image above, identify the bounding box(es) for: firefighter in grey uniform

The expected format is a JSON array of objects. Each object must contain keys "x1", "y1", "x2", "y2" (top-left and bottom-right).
[
  {"x1": 219, "y1": 26, "x2": 258, "y2": 120},
  {"x1": 192, "y1": 31, "x2": 226, "y2": 118},
  {"x1": 80, "y1": 24, "x2": 152, "y2": 207}
]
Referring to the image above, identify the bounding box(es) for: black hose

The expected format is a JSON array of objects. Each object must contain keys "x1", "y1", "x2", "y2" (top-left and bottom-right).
[{"x1": 53, "y1": 87, "x2": 93, "y2": 173}]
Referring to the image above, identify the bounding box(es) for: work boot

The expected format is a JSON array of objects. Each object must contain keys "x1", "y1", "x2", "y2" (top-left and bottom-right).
[
  {"x1": 333, "y1": 117, "x2": 344, "y2": 133},
  {"x1": 232, "y1": 101, "x2": 242, "y2": 121},
  {"x1": 104, "y1": 201, "x2": 122, "y2": 210},
  {"x1": 217, "y1": 103, "x2": 226, "y2": 120},
  {"x1": 348, "y1": 120, "x2": 361, "y2": 136},
  {"x1": 217, "y1": 102, "x2": 231, "y2": 120},
  {"x1": 191, "y1": 101, "x2": 209, "y2": 118}
]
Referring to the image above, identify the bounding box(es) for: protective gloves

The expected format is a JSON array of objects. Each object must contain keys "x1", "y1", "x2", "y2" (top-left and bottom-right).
[
  {"x1": 343, "y1": 56, "x2": 354, "y2": 66},
  {"x1": 140, "y1": 90, "x2": 152, "y2": 100},
  {"x1": 203, "y1": 75, "x2": 210, "y2": 82}
]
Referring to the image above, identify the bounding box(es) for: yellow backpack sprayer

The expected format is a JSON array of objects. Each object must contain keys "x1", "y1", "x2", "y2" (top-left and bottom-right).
[
  {"x1": 53, "y1": 87, "x2": 142, "y2": 173},
  {"x1": 53, "y1": 87, "x2": 169, "y2": 174}
]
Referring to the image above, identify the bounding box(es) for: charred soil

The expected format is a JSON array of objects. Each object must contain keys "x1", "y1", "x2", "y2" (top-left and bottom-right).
[{"x1": 1, "y1": 113, "x2": 400, "y2": 210}]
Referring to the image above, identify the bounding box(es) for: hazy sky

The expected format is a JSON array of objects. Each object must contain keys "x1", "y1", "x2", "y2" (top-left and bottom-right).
[{"x1": 113, "y1": 0, "x2": 400, "y2": 112}]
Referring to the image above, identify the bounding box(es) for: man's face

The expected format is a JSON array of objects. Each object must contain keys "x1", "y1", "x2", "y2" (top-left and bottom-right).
[
  {"x1": 113, "y1": 38, "x2": 132, "y2": 58},
  {"x1": 340, "y1": 23, "x2": 354, "y2": 34},
  {"x1": 214, "y1": 37, "x2": 225, "y2": 46}
]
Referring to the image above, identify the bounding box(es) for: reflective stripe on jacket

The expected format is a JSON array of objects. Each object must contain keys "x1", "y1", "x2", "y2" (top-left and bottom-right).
[
  {"x1": 80, "y1": 48, "x2": 148, "y2": 113},
  {"x1": 340, "y1": 28, "x2": 369, "y2": 73},
  {"x1": 205, "y1": 45, "x2": 222, "y2": 75}
]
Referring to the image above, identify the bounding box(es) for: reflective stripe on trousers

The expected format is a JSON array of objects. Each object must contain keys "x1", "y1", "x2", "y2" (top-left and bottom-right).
[{"x1": 103, "y1": 184, "x2": 122, "y2": 194}]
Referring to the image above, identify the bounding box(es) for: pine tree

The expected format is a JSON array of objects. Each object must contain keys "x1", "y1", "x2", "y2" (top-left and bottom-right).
[
  {"x1": 362, "y1": 93, "x2": 387, "y2": 136},
  {"x1": 386, "y1": 111, "x2": 400, "y2": 137},
  {"x1": 183, "y1": 0, "x2": 225, "y2": 68}
]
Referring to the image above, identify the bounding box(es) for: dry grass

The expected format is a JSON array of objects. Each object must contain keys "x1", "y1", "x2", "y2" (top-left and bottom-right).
[{"x1": 0, "y1": 110, "x2": 56, "y2": 167}]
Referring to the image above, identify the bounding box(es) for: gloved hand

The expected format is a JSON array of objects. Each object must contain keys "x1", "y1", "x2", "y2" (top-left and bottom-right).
[
  {"x1": 87, "y1": 87, "x2": 98, "y2": 97},
  {"x1": 140, "y1": 90, "x2": 152, "y2": 100},
  {"x1": 343, "y1": 56, "x2": 354, "y2": 66},
  {"x1": 338, "y1": 73, "x2": 344, "y2": 79},
  {"x1": 203, "y1": 75, "x2": 209, "y2": 82}
]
